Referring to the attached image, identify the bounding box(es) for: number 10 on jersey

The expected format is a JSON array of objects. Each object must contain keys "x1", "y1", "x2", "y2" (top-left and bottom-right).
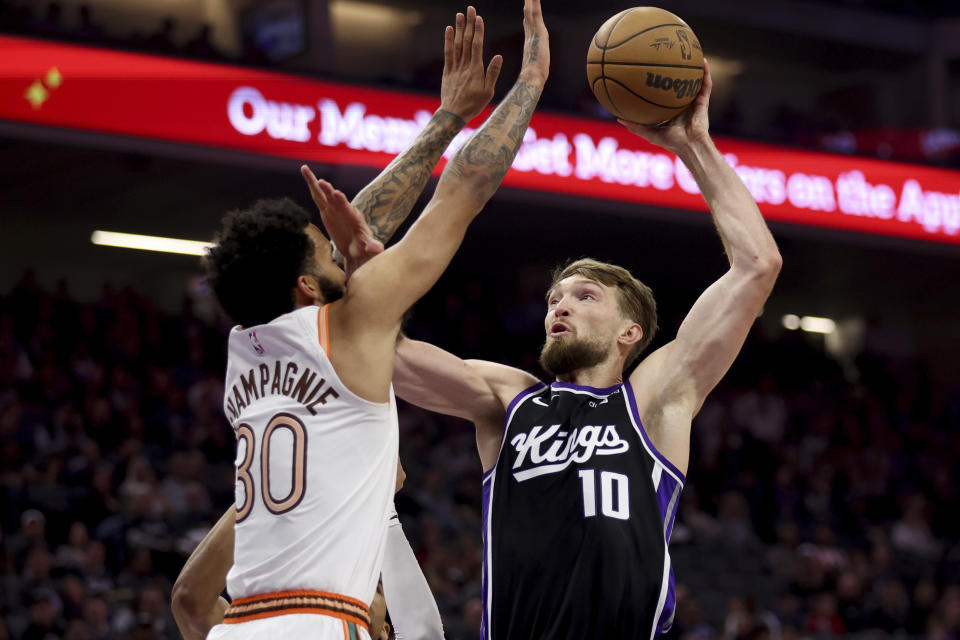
[{"x1": 578, "y1": 469, "x2": 630, "y2": 520}]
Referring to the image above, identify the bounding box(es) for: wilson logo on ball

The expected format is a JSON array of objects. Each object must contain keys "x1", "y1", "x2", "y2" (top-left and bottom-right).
[{"x1": 645, "y1": 74, "x2": 703, "y2": 100}]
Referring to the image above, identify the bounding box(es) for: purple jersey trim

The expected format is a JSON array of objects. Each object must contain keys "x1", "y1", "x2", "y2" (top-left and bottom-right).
[
  {"x1": 506, "y1": 381, "x2": 548, "y2": 418},
  {"x1": 550, "y1": 380, "x2": 622, "y2": 395},
  {"x1": 480, "y1": 476, "x2": 493, "y2": 640},
  {"x1": 657, "y1": 571, "x2": 678, "y2": 635},
  {"x1": 622, "y1": 382, "x2": 686, "y2": 483},
  {"x1": 482, "y1": 381, "x2": 548, "y2": 481},
  {"x1": 655, "y1": 475, "x2": 680, "y2": 534}
]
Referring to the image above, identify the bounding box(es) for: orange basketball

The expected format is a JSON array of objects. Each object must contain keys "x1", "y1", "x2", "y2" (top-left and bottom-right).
[{"x1": 586, "y1": 7, "x2": 704, "y2": 125}]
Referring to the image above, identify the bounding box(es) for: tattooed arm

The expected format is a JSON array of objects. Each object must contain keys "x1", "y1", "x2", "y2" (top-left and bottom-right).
[
  {"x1": 302, "y1": 0, "x2": 550, "y2": 404},
  {"x1": 348, "y1": 6, "x2": 503, "y2": 245},
  {"x1": 350, "y1": 110, "x2": 463, "y2": 244}
]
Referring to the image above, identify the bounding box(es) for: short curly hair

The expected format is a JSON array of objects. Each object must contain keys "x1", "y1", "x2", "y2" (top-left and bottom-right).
[
  {"x1": 204, "y1": 198, "x2": 316, "y2": 327},
  {"x1": 549, "y1": 258, "x2": 658, "y2": 370}
]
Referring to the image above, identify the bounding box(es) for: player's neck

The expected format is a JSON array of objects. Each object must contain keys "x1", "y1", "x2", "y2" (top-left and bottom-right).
[{"x1": 554, "y1": 360, "x2": 623, "y2": 389}]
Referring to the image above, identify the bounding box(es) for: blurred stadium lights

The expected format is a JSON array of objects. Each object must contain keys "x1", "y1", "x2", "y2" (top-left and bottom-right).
[
  {"x1": 781, "y1": 314, "x2": 837, "y2": 334},
  {"x1": 90, "y1": 230, "x2": 212, "y2": 256},
  {"x1": 329, "y1": 0, "x2": 423, "y2": 28},
  {"x1": 800, "y1": 316, "x2": 837, "y2": 334},
  {"x1": 694, "y1": 55, "x2": 745, "y2": 107},
  {"x1": 782, "y1": 314, "x2": 801, "y2": 330}
]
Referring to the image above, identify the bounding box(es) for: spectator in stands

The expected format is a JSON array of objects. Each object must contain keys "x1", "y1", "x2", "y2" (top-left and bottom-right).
[
  {"x1": 7, "y1": 510, "x2": 47, "y2": 564},
  {"x1": 76, "y1": 4, "x2": 104, "y2": 41},
  {"x1": 185, "y1": 24, "x2": 220, "y2": 59},
  {"x1": 145, "y1": 17, "x2": 177, "y2": 54}
]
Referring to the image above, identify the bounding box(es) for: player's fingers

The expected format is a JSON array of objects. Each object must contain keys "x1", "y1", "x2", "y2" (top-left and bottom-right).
[
  {"x1": 484, "y1": 54, "x2": 503, "y2": 95},
  {"x1": 443, "y1": 25, "x2": 454, "y2": 69},
  {"x1": 698, "y1": 58, "x2": 713, "y2": 103},
  {"x1": 471, "y1": 15, "x2": 484, "y2": 65},
  {"x1": 314, "y1": 179, "x2": 340, "y2": 208},
  {"x1": 462, "y1": 6, "x2": 477, "y2": 64},
  {"x1": 329, "y1": 187, "x2": 351, "y2": 211},
  {"x1": 524, "y1": 0, "x2": 542, "y2": 29},
  {"x1": 453, "y1": 12, "x2": 465, "y2": 62},
  {"x1": 300, "y1": 165, "x2": 322, "y2": 199}
]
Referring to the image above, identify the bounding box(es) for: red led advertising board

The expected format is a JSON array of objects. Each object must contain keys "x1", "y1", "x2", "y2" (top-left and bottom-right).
[{"x1": 2, "y1": 35, "x2": 959, "y2": 245}]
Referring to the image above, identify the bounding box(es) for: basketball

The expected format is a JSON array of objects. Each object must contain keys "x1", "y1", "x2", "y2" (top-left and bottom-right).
[{"x1": 587, "y1": 7, "x2": 704, "y2": 125}]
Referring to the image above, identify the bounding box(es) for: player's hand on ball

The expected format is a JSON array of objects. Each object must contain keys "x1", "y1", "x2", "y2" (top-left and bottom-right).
[
  {"x1": 619, "y1": 58, "x2": 713, "y2": 153},
  {"x1": 300, "y1": 165, "x2": 384, "y2": 280},
  {"x1": 519, "y1": 0, "x2": 549, "y2": 84},
  {"x1": 440, "y1": 6, "x2": 503, "y2": 123}
]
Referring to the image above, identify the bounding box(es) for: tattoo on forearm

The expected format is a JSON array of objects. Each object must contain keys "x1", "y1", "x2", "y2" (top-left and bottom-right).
[
  {"x1": 447, "y1": 81, "x2": 543, "y2": 196},
  {"x1": 525, "y1": 35, "x2": 541, "y2": 64},
  {"x1": 352, "y1": 109, "x2": 465, "y2": 242}
]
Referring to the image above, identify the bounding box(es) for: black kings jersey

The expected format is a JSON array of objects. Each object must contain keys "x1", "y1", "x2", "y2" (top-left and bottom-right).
[{"x1": 481, "y1": 381, "x2": 684, "y2": 640}]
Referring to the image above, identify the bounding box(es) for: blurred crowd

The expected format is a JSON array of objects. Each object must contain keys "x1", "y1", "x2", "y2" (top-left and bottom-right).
[
  {"x1": 1, "y1": 268, "x2": 959, "y2": 640},
  {"x1": 0, "y1": 2, "x2": 232, "y2": 63}
]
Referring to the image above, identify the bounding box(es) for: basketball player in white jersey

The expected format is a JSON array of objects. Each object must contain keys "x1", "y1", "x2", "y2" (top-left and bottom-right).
[{"x1": 190, "y1": 3, "x2": 550, "y2": 639}]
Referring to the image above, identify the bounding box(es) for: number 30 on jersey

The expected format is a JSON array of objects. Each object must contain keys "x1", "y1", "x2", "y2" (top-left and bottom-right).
[{"x1": 235, "y1": 413, "x2": 308, "y2": 521}]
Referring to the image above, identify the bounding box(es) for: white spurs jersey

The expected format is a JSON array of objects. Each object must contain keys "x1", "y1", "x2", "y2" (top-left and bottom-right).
[{"x1": 222, "y1": 304, "x2": 398, "y2": 606}]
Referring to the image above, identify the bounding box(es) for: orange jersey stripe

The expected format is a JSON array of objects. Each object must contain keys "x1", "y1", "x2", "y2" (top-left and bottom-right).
[
  {"x1": 223, "y1": 589, "x2": 370, "y2": 632},
  {"x1": 230, "y1": 588, "x2": 368, "y2": 610},
  {"x1": 318, "y1": 304, "x2": 331, "y2": 356}
]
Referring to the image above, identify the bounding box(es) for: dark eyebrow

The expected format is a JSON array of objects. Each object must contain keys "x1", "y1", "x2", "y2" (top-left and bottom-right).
[{"x1": 574, "y1": 280, "x2": 603, "y2": 292}]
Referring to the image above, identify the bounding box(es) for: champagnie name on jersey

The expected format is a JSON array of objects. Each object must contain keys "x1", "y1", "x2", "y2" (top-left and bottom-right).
[
  {"x1": 509, "y1": 423, "x2": 630, "y2": 482},
  {"x1": 225, "y1": 360, "x2": 340, "y2": 424}
]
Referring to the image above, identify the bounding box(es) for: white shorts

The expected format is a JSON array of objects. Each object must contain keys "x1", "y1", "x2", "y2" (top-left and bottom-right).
[{"x1": 207, "y1": 613, "x2": 372, "y2": 640}]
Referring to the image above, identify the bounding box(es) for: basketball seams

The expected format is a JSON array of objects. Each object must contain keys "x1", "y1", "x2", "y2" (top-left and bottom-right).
[
  {"x1": 599, "y1": 9, "x2": 632, "y2": 119},
  {"x1": 597, "y1": 22, "x2": 690, "y2": 50},
  {"x1": 587, "y1": 62, "x2": 703, "y2": 70},
  {"x1": 592, "y1": 8, "x2": 630, "y2": 49}
]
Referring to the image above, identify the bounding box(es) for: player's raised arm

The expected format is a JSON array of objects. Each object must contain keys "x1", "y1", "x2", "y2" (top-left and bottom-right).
[
  {"x1": 622, "y1": 59, "x2": 781, "y2": 421},
  {"x1": 311, "y1": 0, "x2": 549, "y2": 330},
  {"x1": 394, "y1": 337, "x2": 540, "y2": 469},
  {"x1": 347, "y1": 6, "x2": 503, "y2": 245}
]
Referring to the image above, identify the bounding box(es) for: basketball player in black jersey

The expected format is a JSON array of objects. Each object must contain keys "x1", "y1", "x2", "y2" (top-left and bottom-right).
[{"x1": 378, "y1": 59, "x2": 782, "y2": 640}]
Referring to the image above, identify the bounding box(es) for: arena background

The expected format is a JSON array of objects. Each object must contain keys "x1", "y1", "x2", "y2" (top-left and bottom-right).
[{"x1": 1, "y1": 0, "x2": 960, "y2": 638}]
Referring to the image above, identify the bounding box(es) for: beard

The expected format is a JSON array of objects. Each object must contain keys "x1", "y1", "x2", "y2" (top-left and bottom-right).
[
  {"x1": 539, "y1": 335, "x2": 608, "y2": 377},
  {"x1": 316, "y1": 274, "x2": 344, "y2": 304}
]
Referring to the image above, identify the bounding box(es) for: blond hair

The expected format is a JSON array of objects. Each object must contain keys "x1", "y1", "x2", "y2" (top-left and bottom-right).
[{"x1": 549, "y1": 258, "x2": 657, "y2": 369}]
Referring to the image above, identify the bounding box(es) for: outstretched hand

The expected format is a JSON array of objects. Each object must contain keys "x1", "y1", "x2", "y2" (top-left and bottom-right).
[
  {"x1": 440, "y1": 6, "x2": 503, "y2": 123},
  {"x1": 619, "y1": 58, "x2": 712, "y2": 154},
  {"x1": 301, "y1": 165, "x2": 384, "y2": 280},
  {"x1": 519, "y1": 0, "x2": 549, "y2": 84}
]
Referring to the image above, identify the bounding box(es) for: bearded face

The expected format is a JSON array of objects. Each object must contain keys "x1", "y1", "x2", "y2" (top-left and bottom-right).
[
  {"x1": 315, "y1": 273, "x2": 345, "y2": 304},
  {"x1": 538, "y1": 334, "x2": 608, "y2": 377}
]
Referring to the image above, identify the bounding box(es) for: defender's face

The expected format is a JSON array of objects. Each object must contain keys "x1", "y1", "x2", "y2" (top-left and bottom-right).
[
  {"x1": 305, "y1": 224, "x2": 346, "y2": 289},
  {"x1": 544, "y1": 276, "x2": 622, "y2": 346}
]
